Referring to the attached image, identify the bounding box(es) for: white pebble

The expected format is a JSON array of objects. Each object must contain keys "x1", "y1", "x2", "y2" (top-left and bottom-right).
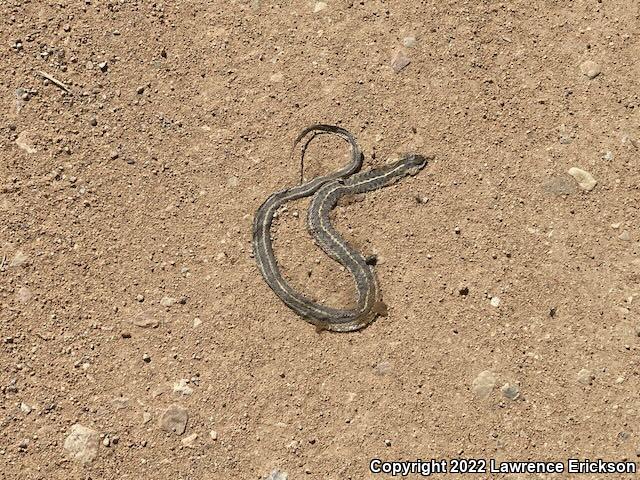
[{"x1": 567, "y1": 167, "x2": 597, "y2": 191}]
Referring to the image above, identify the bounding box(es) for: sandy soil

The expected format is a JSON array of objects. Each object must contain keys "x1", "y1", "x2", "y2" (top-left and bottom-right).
[{"x1": 1, "y1": 0, "x2": 640, "y2": 479}]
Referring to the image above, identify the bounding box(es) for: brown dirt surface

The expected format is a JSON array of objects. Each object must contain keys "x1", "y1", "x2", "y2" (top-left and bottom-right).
[{"x1": 1, "y1": 1, "x2": 640, "y2": 479}]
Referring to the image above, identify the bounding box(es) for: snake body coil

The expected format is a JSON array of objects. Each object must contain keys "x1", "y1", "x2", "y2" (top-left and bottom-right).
[{"x1": 252, "y1": 125, "x2": 429, "y2": 332}]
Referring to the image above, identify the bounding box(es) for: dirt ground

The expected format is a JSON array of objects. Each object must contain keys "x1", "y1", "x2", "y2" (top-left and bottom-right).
[{"x1": 1, "y1": 0, "x2": 640, "y2": 479}]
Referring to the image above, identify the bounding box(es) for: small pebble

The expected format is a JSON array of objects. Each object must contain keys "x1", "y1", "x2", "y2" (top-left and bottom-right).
[
  {"x1": 64, "y1": 424, "x2": 99, "y2": 464},
  {"x1": 193, "y1": 317, "x2": 202, "y2": 328},
  {"x1": 98, "y1": 61, "x2": 108, "y2": 72},
  {"x1": 618, "y1": 231, "x2": 631, "y2": 241},
  {"x1": 567, "y1": 167, "x2": 597, "y2": 191},
  {"x1": 131, "y1": 311, "x2": 159, "y2": 328},
  {"x1": 402, "y1": 36, "x2": 416, "y2": 48},
  {"x1": 173, "y1": 379, "x2": 193, "y2": 396},
  {"x1": 577, "y1": 368, "x2": 595, "y2": 385},
  {"x1": 266, "y1": 471, "x2": 288, "y2": 480},
  {"x1": 181, "y1": 433, "x2": 198, "y2": 448},
  {"x1": 391, "y1": 50, "x2": 411, "y2": 73},
  {"x1": 89, "y1": 116, "x2": 97, "y2": 126},
  {"x1": 159, "y1": 404, "x2": 189, "y2": 435},
  {"x1": 313, "y1": 1, "x2": 327, "y2": 13},
  {"x1": 20, "y1": 402, "x2": 32, "y2": 414},
  {"x1": 384, "y1": 439, "x2": 392, "y2": 447},
  {"x1": 210, "y1": 430, "x2": 218, "y2": 440},
  {"x1": 160, "y1": 296, "x2": 176, "y2": 307},
  {"x1": 580, "y1": 60, "x2": 601, "y2": 79},
  {"x1": 136, "y1": 86, "x2": 145, "y2": 94},
  {"x1": 501, "y1": 383, "x2": 520, "y2": 400},
  {"x1": 142, "y1": 353, "x2": 151, "y2": 363},
  {"x1": 472, "y1": 370, "x2": 496, "y2": 399},
  {"x1": 490, "y1": 297, "x2": 501, "y2": 307}
]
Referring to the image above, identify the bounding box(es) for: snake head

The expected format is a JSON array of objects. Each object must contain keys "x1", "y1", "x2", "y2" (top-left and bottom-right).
[{"x1": 402, "y1": 153, "x2": 430, "y2": 175}]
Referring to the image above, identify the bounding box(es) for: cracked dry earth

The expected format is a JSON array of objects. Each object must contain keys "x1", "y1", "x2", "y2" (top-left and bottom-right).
[{"x1": 1, "y1": 1, "x2": 640, "y2": 479}]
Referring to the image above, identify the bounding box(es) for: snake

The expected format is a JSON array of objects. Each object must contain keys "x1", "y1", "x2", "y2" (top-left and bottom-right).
[{"x1": 252, "y1": 124, "x2": 430, "y2": 332}]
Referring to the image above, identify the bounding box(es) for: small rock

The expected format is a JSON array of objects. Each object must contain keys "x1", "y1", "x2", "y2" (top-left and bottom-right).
[
  {"x1": 384, "y1": 439, "x2": 392, "y2": 446},
  {"x1": 160, "y1": 296, "x2": 176, "y2": 307},
  {"x1": 580, "y1": 60, "x2": 601, "y2": 79},
  {"x1": 132, "y1": 311, "x2": 159, "y2": 328},
  {"x1": 611, "y1": 222, "x2": 622, "y2": 229},
  {"x1": 98, "y1": 61, "x2": 108, "y2": 72},
  {"x1": 142, "y1": 412, "x2": 152, "y2": 424},
  {"x1": 173, "y1": 379, "x2": 193, "y2": 396},
  {"x1": 16, "y1": 286, "x2": 32, "y2": 304},
  {"x1": 472, "y1": 370, "x2": 496, "y2": 399},
  {"x1": 64, "y1": 424, "x2": 99, "y2": 464},
  {"x1": 159, "y1": 404, "x2": 188, "y2": 435},
  {"x1": 313, "y1": 1, "x2": 327, "y2": 13},
  {"x1": 142, "y1": 353, "x2": 151, "y2": 363},
  {"x1": 402, "y1": 36, "x2": 417, "y2": 48},
  {"x1": 209, "y1": 430, "x2": 218, "y2": 440},
  {"x1": 136, "y1": 86, "x2": 145, "y2": 94},
  {"x1": 577, "y1": 368, "x2": 595, "y2": 385},
  {"x1": 181, "y1": 433, "x2": 198, "y2": 448},
  {"x1": 102, "y1": 436, "x2": 110, "y2": 447},
  {"x1": 20, "y1": 402, "x2": 32, "y2": 414},
  {"x1": 193, "y1": 317, "x2": 202, "y2": 328},
  {"x1": 568, "y1": 167, "x2": 597, "y2": 191},
  {"x1": 265, "y1": 471, "x2": 288, "y2": 480},
  {"x1": 9, "y1": 251, "x2": 28, "y2": 267},
  {"x1": 618, "y1": 231, "x2": 631, "y2": 241},
  {"x1": 89, "y1": 115, "x2": 97, "y2": 126},
  {"x1": 459, "y1": 286, "x2": 469, "y2": 296},
  {"x1": 490, "y1": 297, "x2": 501, "y2": 307},
  {"x1": 269, "y1": 72, "x2": 284, "y2": 83},
  {"x1": 603, "y1": 151, "x2": 613, "y2": 161},
  {"x1": 501, "y1": 383, "x2": 520, "y2": 400},
  {"x1": 391, "y1": 50, "x2": 411, "y2": 73},
  {"x1": 16, "y1": 132, "x2": 37, "y2": 154}
]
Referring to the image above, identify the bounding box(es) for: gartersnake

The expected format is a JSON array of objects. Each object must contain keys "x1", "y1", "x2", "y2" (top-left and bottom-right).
[{"x1": 253, "y1": 125, "x2": 430, "y2": 332}]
